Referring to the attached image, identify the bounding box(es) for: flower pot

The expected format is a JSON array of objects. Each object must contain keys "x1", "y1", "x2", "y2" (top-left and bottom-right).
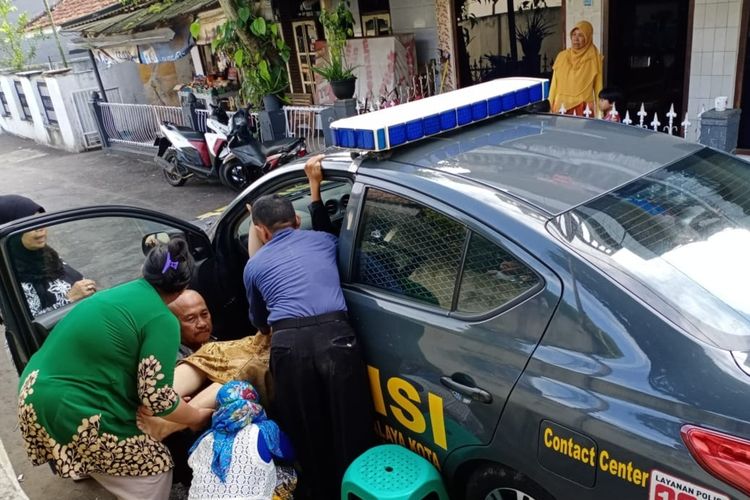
[
  {"x1": 263, "y1": 94, "x2": 282, "y2": 112},
  {"x1": 330, "y1": 77, "x2": 357, "y2": 100}
]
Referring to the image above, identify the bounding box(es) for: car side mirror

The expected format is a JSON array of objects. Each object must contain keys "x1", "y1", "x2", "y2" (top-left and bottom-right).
[{"x1": 141, "y1": 231, "x2": 185, "y2": 255}]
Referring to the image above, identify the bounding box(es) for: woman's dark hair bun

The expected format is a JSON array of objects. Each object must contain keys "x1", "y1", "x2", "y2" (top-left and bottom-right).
[
  {"x1": 167, "y1": 236, "x2": 190, "y2": 262},
  {"x1": 143, "y1": 235, "x2": 195, "y2": 293}
]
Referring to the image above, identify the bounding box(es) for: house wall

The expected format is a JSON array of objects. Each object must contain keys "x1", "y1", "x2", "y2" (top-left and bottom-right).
[
  {"x1": 469, "y1": 0, "x2": 563, "y2": 17},
  {"x1": 564, "y1": 0, "x2": 604, "y2": 50},
  {"x1": 44, "y1": 77, "x2": 78, "y2": 149},
  {"x1": 0, "y1": 72, "x2": 96, "y2": 152},
  {"x1": 98, "y1": 61, "x2": 149, "y2": 104},
  {"x1": 390, "y1": 0, "x2": 439, "y2": 65},
  {"x1": 139, "y1": 57, "x2": 194, "y2": 107},
  {"x1": 463, "y1": 7, "x2": 563, "y2": 69},
  {"x1": 18, "y1": 78, "x2": 48, "y2": 144},
  {"x1": 0, "y1": 77, "x2": 38, "y2": 141},
  {"x1": 687, "y1": 0, "x2": 743, "y2": 118},
  {"x1": 49, "y1": 72, "x2": 101, "y2": 151}
]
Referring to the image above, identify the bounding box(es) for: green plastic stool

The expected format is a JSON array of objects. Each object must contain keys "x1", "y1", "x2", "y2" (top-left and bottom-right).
[{"x1": 341, "y1": 444, "x2": 449, "y2": 500}]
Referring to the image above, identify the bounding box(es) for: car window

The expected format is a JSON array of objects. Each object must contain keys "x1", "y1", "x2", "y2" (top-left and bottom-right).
[
  {"x1": 235, "y1": 179, "x2": 352, "y2": 250},
  {"x1": 7, "y1": 216, "x2": 183, "y2": 318},
  {"x1": 353, "y1": 188, "x2": 467, "y2": 309},
  {"x1": 552, "y1": 148, "x2": 750, "y2": 349},
  {"x1": 457, "y1": 232, "x2": 540, "y2": 314}
]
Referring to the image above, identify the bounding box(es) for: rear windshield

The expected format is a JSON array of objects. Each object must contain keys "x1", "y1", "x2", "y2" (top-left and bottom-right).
[{"x1": 551, "y1": 148, "x2": 750, "y2": 350}]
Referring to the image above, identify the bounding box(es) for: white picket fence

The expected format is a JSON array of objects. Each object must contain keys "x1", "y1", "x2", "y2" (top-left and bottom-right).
[
  {"x1": 282, "y1": 105, "x2": 327, "y2": 154},
  {"x1": 192, "y1": 106, "x2": 327, "y2": 154},
  {"x1": 98, "y1": 102, "x2": 190, "y2": 147},
  {"x1": 96, "y1": 98, "x2": 703, "y2": 153},
  {"x1": 557, "y1": 102, "x2": 706, "y2": 142},
  {"x1": 355, "y1": 68, "x2": 441, "y2": 113}
]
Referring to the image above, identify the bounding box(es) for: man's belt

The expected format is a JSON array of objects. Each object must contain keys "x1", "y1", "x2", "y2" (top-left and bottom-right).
[{"x1": 271, "y1": 311, "x2": 348, "y2": 331}]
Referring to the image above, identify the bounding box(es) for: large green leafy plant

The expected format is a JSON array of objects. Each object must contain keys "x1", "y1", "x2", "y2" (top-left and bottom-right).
[
  {"x1": 516, "y1": 0, "x2": 553, "y2": 60},
  {"x1": 313, "y1": 0, "x2": 356, "y2": 82},
  {"x1": 207, "y1": 1, "x2": 290, "y2": 107}
]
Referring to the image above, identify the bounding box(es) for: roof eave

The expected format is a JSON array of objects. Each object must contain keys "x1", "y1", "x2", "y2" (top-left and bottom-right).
[{"x1": 60, "y1": 1, "x2": 150, "y2": 30}]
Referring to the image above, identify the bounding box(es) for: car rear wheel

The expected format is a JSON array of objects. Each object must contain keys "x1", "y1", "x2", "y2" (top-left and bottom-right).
[
  {"x1": 162, "y1": 151, "x2": 186, "y2": 187},
  {"x1": 466, "y1": 465, "x2": 553, "y2": 500}
]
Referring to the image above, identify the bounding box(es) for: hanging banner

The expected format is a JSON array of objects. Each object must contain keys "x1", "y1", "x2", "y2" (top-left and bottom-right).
[
  {"x1": 138, "y1": 21, "x2": 194, "y2": 64},
  {"x1": 92, "y1": 45, "x2": 140, "y2": 66}
]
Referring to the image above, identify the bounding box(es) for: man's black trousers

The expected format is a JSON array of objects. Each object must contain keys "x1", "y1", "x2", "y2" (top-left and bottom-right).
[{"x1": 270, "y1": 315, "x2": 374, "y2": 500}]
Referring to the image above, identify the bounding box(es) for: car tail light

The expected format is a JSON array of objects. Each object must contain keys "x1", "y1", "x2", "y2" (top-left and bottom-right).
[
  {"x1": 297, "y1": 146, "x2": 307, "y2": 158},
  {"x1": 681, "y1": 425, "x2": 750, "y2": 495}
]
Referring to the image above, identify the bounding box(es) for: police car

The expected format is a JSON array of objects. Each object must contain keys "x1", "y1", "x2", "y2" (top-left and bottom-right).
[{"x1": 2, "y1": 78, "x2": 750, "y2": 500}]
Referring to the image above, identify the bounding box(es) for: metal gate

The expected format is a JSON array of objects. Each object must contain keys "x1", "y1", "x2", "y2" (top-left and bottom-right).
[{"x1": 72, "y1": 87, "x2": 121, "y2": 150}]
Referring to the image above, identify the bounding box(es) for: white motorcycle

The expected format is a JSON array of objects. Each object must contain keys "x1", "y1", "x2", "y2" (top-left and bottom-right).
[{"x1": 154, "y1": 106, "x2": 307, "y2": 191}]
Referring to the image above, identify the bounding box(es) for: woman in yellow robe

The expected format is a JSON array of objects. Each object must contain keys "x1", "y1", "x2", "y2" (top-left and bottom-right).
[{"x1": 548, "y1": 21, "x2": 603, "y2": 116}]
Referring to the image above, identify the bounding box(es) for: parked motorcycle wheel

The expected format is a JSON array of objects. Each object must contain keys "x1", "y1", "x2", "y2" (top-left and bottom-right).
[
  {"x1": 162, "y1": 151, "x2": 187, "y2": 187},
  {"x1": 220, "y1": 160, "x2": 261, "y2": 192}
]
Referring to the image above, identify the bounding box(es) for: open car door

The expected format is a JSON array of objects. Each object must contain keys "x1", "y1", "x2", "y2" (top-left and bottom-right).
[{"x1": 0, "y1": 206, "x2": 213, "y2": 374}]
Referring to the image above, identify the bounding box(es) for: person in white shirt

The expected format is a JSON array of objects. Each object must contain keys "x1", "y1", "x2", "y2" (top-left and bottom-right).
[{"x1": 187, "y1": 381, "x2": 296, "y2": 500}]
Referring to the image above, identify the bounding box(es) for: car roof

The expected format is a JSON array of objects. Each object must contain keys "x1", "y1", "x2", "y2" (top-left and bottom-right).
[{"x1": 381, "y1": 113, "x2": 703, "y2": 215}]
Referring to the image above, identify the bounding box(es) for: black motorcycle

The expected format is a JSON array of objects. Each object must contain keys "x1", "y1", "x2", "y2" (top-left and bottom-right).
[{"x1": 154, "y1": 106, "x2": 307, "y2": 191}]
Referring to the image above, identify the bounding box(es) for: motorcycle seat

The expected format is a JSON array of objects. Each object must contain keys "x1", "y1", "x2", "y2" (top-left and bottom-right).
[
  {"x1": 231, "y1": 145, "x2": 266, "y2": 168},
  {"x1": 261, "y1": 137, "x2": 304, "y2": 156},
  {"x1": 164, "y1": 123, "x2": 204, "y2": 141}
]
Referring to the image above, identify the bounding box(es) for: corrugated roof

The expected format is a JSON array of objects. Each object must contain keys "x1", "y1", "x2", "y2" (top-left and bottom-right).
[
  {"x1": 27, "y1": 0, "x2": 121, "y2": 30},
  {"x1": 68, "y1": 0, "x2": 218, "y2": 36}
]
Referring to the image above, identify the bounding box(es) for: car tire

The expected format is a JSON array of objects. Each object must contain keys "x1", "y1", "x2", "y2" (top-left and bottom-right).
[
  {"x1": 162, "y1": 151, "x2": 186, "y2": 187},
  {"x1": 465, "y1": 464, "x2": 553, "y2": 500},
  {"x1": 220, "y1": 160, "x2": 260, "y2": 192}
]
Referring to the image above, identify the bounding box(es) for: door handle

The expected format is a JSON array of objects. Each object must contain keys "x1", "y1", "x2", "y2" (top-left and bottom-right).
[{"x1": 440, "y1": 375, "x2": 493, "y2": 404}]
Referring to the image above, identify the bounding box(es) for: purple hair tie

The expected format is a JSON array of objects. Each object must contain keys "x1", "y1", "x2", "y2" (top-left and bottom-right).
[{"x1": 161, "y1": 252, "x2": 179, "y2": 274}]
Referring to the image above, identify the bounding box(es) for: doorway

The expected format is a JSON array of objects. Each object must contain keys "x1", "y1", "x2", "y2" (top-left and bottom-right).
[
  {"x1": 607, "y1": 0, "x2": 690, "y2": 120},
  {"x1": 737, "y1": 6, "x2": 750, "y2": 150}
]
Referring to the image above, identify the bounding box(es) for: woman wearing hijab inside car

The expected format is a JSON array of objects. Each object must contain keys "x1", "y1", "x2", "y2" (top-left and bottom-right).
[
  {"x1": 0, "y1": 195, "x2": 97, "y2": 316},
  {"x1": 17, "y1": 237, "x2": 214, "y2": 500}
]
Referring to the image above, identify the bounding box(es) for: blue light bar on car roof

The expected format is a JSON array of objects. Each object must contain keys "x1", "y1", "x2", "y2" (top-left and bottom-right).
[{"x1": 330, "y1": 77, "x2": 549, "y2": 152}]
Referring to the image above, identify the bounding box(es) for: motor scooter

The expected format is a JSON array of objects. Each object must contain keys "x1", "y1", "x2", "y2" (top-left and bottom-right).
[{"x1": 154, "y1": 105, "x2": 307, "y2": 191}]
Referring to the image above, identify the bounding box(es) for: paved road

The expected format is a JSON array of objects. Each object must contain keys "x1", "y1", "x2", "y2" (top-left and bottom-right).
[{"x1": 0, "y1": 133, "x2": 235, "y2": 499}]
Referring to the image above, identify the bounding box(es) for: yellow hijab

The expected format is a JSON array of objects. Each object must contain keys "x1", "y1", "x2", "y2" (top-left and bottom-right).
[{"x1": 549, "y1": 21, "x2": 603, "y2": 113}]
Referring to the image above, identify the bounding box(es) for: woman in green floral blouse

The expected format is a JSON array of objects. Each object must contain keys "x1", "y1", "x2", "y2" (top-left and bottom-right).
[{"x1": 17, "y1": 237, "x2": 213, "y2": 500}]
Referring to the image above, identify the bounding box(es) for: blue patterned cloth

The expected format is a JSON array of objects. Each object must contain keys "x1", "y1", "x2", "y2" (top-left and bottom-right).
[{"x1": 189, "y1": 381, "x2": 293, "y2": 483}]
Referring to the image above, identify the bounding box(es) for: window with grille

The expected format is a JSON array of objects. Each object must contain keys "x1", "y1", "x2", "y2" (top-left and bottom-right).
[
  {"x1": 354, "y1": 188, "x2": 540, "y2": 314},
  {"x1": 456, "y1": 233, "x2": 540, "y2": 314},
  {"x1": 37, "y1": 82, "x2": 57, "y2": 125},
  {"x1": 14, "y1": 81, "x2": 31, "y2": 120},
  {"x1": 0, "y1": 91, "x2": 9, "y2": 116}
]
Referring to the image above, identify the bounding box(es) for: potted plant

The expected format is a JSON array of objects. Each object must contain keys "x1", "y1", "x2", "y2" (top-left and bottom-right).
[
  {"x1": 208, "y1": 2, "x2": 291, "y2": 109},
  {"x1": 314, "y1": 0, "x2": 357, "y2": 100},
  {"x1": 516, "y1": 0, "x2": 554, "y2": 76},
  {"x1": 244, "y1": 60, "x2": 289, "y2": 111}
]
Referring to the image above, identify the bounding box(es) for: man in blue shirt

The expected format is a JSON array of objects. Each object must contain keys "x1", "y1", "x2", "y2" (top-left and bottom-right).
[{"x1": 243, "y1": 155, "x2": 373, "y2": 500}]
